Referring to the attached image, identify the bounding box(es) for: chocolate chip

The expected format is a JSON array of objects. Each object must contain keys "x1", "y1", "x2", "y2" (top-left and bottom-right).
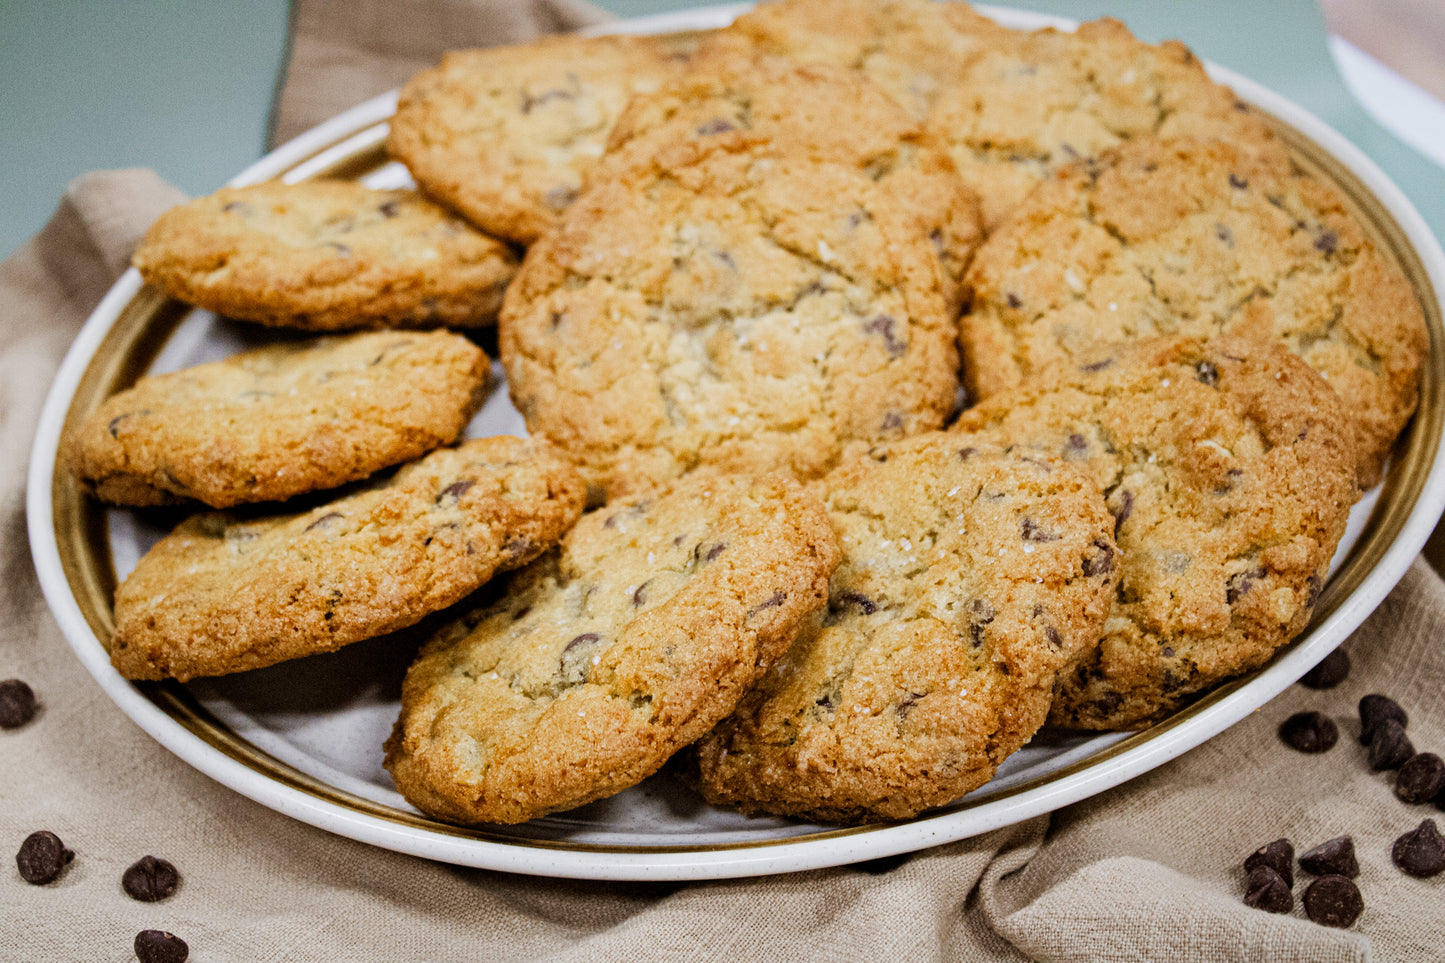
[
  {"x1": 1195, "y1": 360, "x2": 1219, "y2": 386},
  {"x1": 0, "y1": 679, "x2": 37, "y2": 729},
  {"x1": 632, "y1": 581, "x2": 650, "y2": 608},
  {"x1": 302, "y1": 511, "x2": 343, "y2": 533},
  {"x1": 1242, "y1": 865, "x2": 1292, "y2": 913},
  {"x1": 1006, "y1": 292, "x2": 1023, "y2": 309},
  {"x1": 864, "y1": 315, "x2": 906, "y2": 358},
  {"x1": 958, "y1": 446, "x2": 978, "y2": 461},
  {"x1": 1299, "y1": 648, "x2": 1350, "y2": 689},
  {"x1": 1215, "y1": 224, "x2": 1234, "y2": 247},
  {"x1": 16, "y1": 830, "x2": 73, "y2": 884},
  {"x1": 1081, "y1": 358, "x2": 1114, "y2": 373},
  {"x1": 1392, "y1": 819, "x2": 1445, "y2": 877},
  {"x1": 1082, "y1": 539, "x2": 1114, "y2": 577},
  {"x1": 502, "y1": 535, "x2": 533, "y2": 561},
  {"x1": 838, "y1": 591, "x2": 878, "y2": 615},
  {"x1": 1094, "y1": 690, "x2": 1124, "y2": 716},
  {"x1": 1359, "y1": 694, "x2": 1408, "y2": 744},
  {"x1": 122, "y1": 855, "x2": 180, "y2": 902},
  {"x1": 895, "y1": 691, "x2": 925, "y2": 720},
  {"x1": 1020, "y1": 518, "x2": 1058, "y2": 542},
  {"x1": 378, "y1": 200, "x2": 401, "y2": 218},
  {"x1": 1368, "y1": 718, "x2": 1414, "y2": 770},
  {"x1": 747, "y1": 592, "x2": 786, "y2": 620},
  {"x1": 695, "y1": 117, "x2": 736, "y2": 136},
  {"x1": 881, "y1": 411, "x2": 904, "y2": 431},
  {"x1": 544, "y1": 186, "x2": 578, "y2": 211},
  {"x1": 564, "y1": 633, "x2": 600, "y2": 653},
  {"x1": 436, "y1": 479, "x2": 474, "y2": 503},
  {"x1": 1314, "y1": 230, "x2": 1338, "y2": 254},
  {"x1": 134, "y1": 930, "x2": 189, "y2": 963},
  {"x1": 1244, "y1": 838, "x2": 1294, "y2": 887},
  {"x1": 1303, "y1": 874, "x2": 1362, "y2": 928},
  {"x1": 1226, "y1": 568, "x2": 1265, "y2": 604},
  {"x1": 967, "y1": 598, "x2": 995, "y2": 647},
  {"x1": 1278, "y1": 711, "x2": 1337, "y2": 753},
  {"x1": 107, "y1": 413, "x2": 131, "y2": 438},
  {"x1": 704, "y1": 542, "x2": 727, "y2": 562},
  {"x1": 1228, "y1": 173, "x2": 1248, "y2": 190},
  {"x1": 1299, "y1": 836, "x2": 1357, "y2": 878},
  {"x1": 1396, "y1": 753, "x2": 1445, "y2": 804},
  {"x1": 1111, "y1": 490, "x2": 1134, "y2": 537}
]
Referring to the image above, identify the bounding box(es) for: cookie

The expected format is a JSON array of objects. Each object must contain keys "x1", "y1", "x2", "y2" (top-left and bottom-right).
[
  {"x1": 109, "y1": 437, "x2": 586, "y2": 681},
  {"x1": 927, "y1": 18, "x2": 1280, "y2": 230},
  {"x1": 384, "y1": 472, "x2": 839, "y2": 825},
  {"x1": 594, "y1": 49, "x2": 983, "y2": 307},
  {"x1": 713, "y1": 0, "x2": 1012, "y2": 120},
  {"x1": 387, "y1": 32, "x2": 691, "y2": 244},
  {"x1": 132, "y1": 182, "x2": 517, "y2": 331},
  {"x1": 694, "y1": 434, "x2": 1118, "y2": 823},
  {"x1": 66, "y1": 330, "x2": 489, "y2": 508},
  {"x1": 500, "y1": 133, "x2": 959, "y2": 499},
  {"x1": 953, "y1": 337, "x2": 1358, "y2": 729},
  {"x1": 960, "y1": 137, "x2": 1427, "y2": 487}
]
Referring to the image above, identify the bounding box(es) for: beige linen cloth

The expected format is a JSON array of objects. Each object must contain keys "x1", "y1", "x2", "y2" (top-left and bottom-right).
[{"x1": 3, "y1": 2, "x2": 1442, "y2": 959}]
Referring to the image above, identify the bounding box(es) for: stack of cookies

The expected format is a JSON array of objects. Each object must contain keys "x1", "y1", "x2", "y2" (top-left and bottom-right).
[{"x1": 68, "y1": 0, "x2": 1426, "y2": 827}]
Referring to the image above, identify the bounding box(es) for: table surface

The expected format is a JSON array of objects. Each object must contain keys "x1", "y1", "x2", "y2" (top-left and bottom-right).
[{"x1": 2, "y1": 0, "x2": 1442, "y2": 264}]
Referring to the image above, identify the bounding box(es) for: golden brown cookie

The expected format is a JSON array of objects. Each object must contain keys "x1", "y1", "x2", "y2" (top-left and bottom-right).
[
  {"x1": 110, "y1": 437, "x2": 586, "y2": 681},
  {"x1": 694, "y1": 434, "x2": 1118, "y2": 823},
  {"x1": 501, "y1": 132, "x2": 959, "y2": 500},
  {"x1": 953, "y1": 337, "x2": 1358, "y2": 730},
  {"x1": 66, "y1": 330, "x2": 489, "y2": 508},
  {"x1": 960, "y1": 137, "x2": 1427, "y2": 487},
  {"x1": 384, "y1": 472, "x2": 840, "y2": 825},
  {"x1": 132, "y1": 182, "x2": 518, "y2": 330},
  {"x1": 387, "y1": 32, "x2": 691, "y2": 244}
]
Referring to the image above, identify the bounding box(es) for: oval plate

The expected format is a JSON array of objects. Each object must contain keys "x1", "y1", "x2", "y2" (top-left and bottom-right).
[{"x1": 26, "y1": 4, "x2": 1445, "y2": 880}]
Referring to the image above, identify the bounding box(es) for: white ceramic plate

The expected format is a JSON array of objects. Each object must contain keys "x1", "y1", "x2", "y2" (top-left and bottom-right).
[{"x1": 26, "y1": 4, "x2": 1445, "y2": 880}]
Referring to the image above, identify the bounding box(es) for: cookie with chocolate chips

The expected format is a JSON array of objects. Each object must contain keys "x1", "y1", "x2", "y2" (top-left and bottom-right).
[
  {"x1": 109, "y1": 437, "x2": 586, "y2": 681},
  {"x1": 953, "y1": 337, "x2": 1358, "y2": 730},
  {"x1": 132, "y1": 182, "x2": 518, "y2": 330},
  {"x1": 927, "y1": 17, "x2": 1280, "y2": 230},
  {"x1": 388, "y1": 32, "x2": 695, "y2": 244},
  {"x1": 66, "y1": 330, "x2": 489, "y2": 507},
  {"x1": 384, "y1": 472, "x2": 839, "y2": 825},
  {"x1": 961, "y1": 137, "x2": 1426, "y2": 487},
  {"x1": 694, "y1": 434, "x2": 1117, "y2": 822},
  {"x1": 501, "y1": 122, "x2": 960, "y2": 500}
]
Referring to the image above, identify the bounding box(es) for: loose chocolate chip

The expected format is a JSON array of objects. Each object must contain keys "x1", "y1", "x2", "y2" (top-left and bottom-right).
[
  {"x1": 0, "y1": 679, "x2": 37, "y2": 729},
  {"x1": 1392, "y1": 819, "x2": 1445, "y2": 877},
  {"x1": 134, "y1": 930, "x2": 189, "y2": 963},
  {"x1": 1359, "y1": 694, "x2": 1408, "y2": 744},
  {"x1": 1314, "y1": 230, "x2": 1339, "y2": 254},
  {"x1": 122, "y1": 855, "x2": 180, "y2": 902},
  {"x1": 1303, "y1": 874, "x2": 1363, "y2": 928},
  {"x1": 1278, "y1": 711, "x2": 1338, "y2": 753},
  {"x1": 1396, "y1": 753, "x2": 1445, "y2": 804},
  {"x1": 1242, "y1": 865, "x2": 1292, "y2": 913},
  {"x1": 695, "y1": 117, "x2": 736, "y2": 136},
  {"x1": 1299, "y1": 836, "x2": 1357, "y2": 878},
  {"x1": 1244, "y1": 838, "x2": 1294, "y2": 887},
  {"x1": 1229, "y1": 173, "x2": 1249, "y2": 190},
  {"x1": 1195, "y1": 360, "x2": 1219, "y2": 386},
  {"x1": 16, "y1": 830, "x2": 73, "y2": 884},
  {"x1": 1368, "y1": 718, "x2": 1414, "y2": 770},
  {"x1": 1299, "y1": 648, "x2": 1350, "y2": 689}
]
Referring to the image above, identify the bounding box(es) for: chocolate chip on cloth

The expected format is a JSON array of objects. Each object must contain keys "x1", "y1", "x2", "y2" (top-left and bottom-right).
[
  {"x1": 1303, "y1": 874, "x2": 1364, "y2": 928},
  {"x1": 1279, "y1": 711, "x2": 1339, "y2": 754},
  {"x1": 1299, "y1": 836, "x2": 1358, "y2": 878},
  {"x1": 1359, "y1": 693, "x2": 1408, "y2": 743},
  {"x1": 385, "y1": 472, "x2": 840, "y2": 824},
  {"x1": 1299, "y1": 648, "x2": 1350, "y2": 689},
  {"x1": 1395, "y1": 753, "x2": 1445, "y2": 804},
  {"x1": 1242, "y1": 865, "x2": 1292, "y2": 914},
  {"x1": 109, "y1": 437, "x2": 586, "y2": 680},
  {"x1": 134, "y1": 930, "x2": 188, "y2": 963},
  {"x1": 1244, "y1": 837, "x2": 1294, "y2": 887},
  {"x1": 953, "y1": 336, "x2": 1358, "y2": 729},
  {"x1": 15, "y1": 830, "x2": 73, "y2": 884},
  {"x1": 0, "y1": 678, "x2": 37, "y2": 729},
  {"x1": 122, "y1": 855, "x2": 180, "y2": 902},
  {"x1": 1391, "y1": 819, "x2": 1445, "y2": 878},
  {"x1": 1368, "y1": 718, "x2": 1415, "y2": 771}
]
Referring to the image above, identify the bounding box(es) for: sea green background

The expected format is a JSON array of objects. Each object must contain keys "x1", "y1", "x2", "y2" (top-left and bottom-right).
[{"x1": 1, "y1": 0, "x2": 1441, "y2": 263}]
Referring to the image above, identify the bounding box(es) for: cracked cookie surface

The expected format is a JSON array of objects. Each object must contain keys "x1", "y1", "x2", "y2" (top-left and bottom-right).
[
  {"x1": 110, "y1": 437, "x2": 586, "y2": 681},
  {"x1": 961, "y1": 137, "x2": 1426, "y2": 487},
  {"x1": 132, "y1": 182, "x2": 518, "y2": 330},
  {"x1": 66, "y1": 330, "x2": 489, "y2": 508},
  {"x1": 500, "y1": 133, "x2": 959, "y2": 499},
  {"x1": 384, "y1": 472, "x2": 839, "y2": 825},
  {"x1": 387, "y1": 32, "x2": 693, "y2": 244},
  {"x1": 927, "y1": 17, "x2": 1280, "y2": 230},
  {"x1": 953, "y1": 337, "x2": 1358, "y2": 729},
  {"x1": 694, "y1": 433, "x2": 1117, "y2": 823}
]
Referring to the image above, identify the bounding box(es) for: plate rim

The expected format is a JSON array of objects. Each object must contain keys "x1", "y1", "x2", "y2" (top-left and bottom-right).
[{"x1": 25, "y1": 3, "x2": 1445, "y2": 880}]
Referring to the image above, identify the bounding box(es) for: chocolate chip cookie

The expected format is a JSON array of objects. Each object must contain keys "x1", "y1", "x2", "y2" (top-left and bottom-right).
[
  {"x1": 960, "y1": 137, "x2": 1427, "y2": 487},
  {"x1": 66, "y1": 330, "x2": 489, "y2": 507},
  {"x1": 132, "y1": 182, "x2": 518, "y2": 330},
  {"x1": 927, "y1": 17, "x2": 1280, "y2": 230},
  {"x1": 953, "y1": 337, "x2": 1358, "y2": 729},
  {"x1": 387, "y1": 32, "x2": 692, "y2": 244},
  {"x1": 110, "y1": 437, "x2": 586, "y2": 681},
  {"x1": 384, "y1": 472, "x2": 839, "y2": 824},
  {"x1": 501, "y1": 133, "x2": 959, "y2": 499},
  {"x1": 694, "y1": 433, "x2": 1118, "y2": 822}
]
